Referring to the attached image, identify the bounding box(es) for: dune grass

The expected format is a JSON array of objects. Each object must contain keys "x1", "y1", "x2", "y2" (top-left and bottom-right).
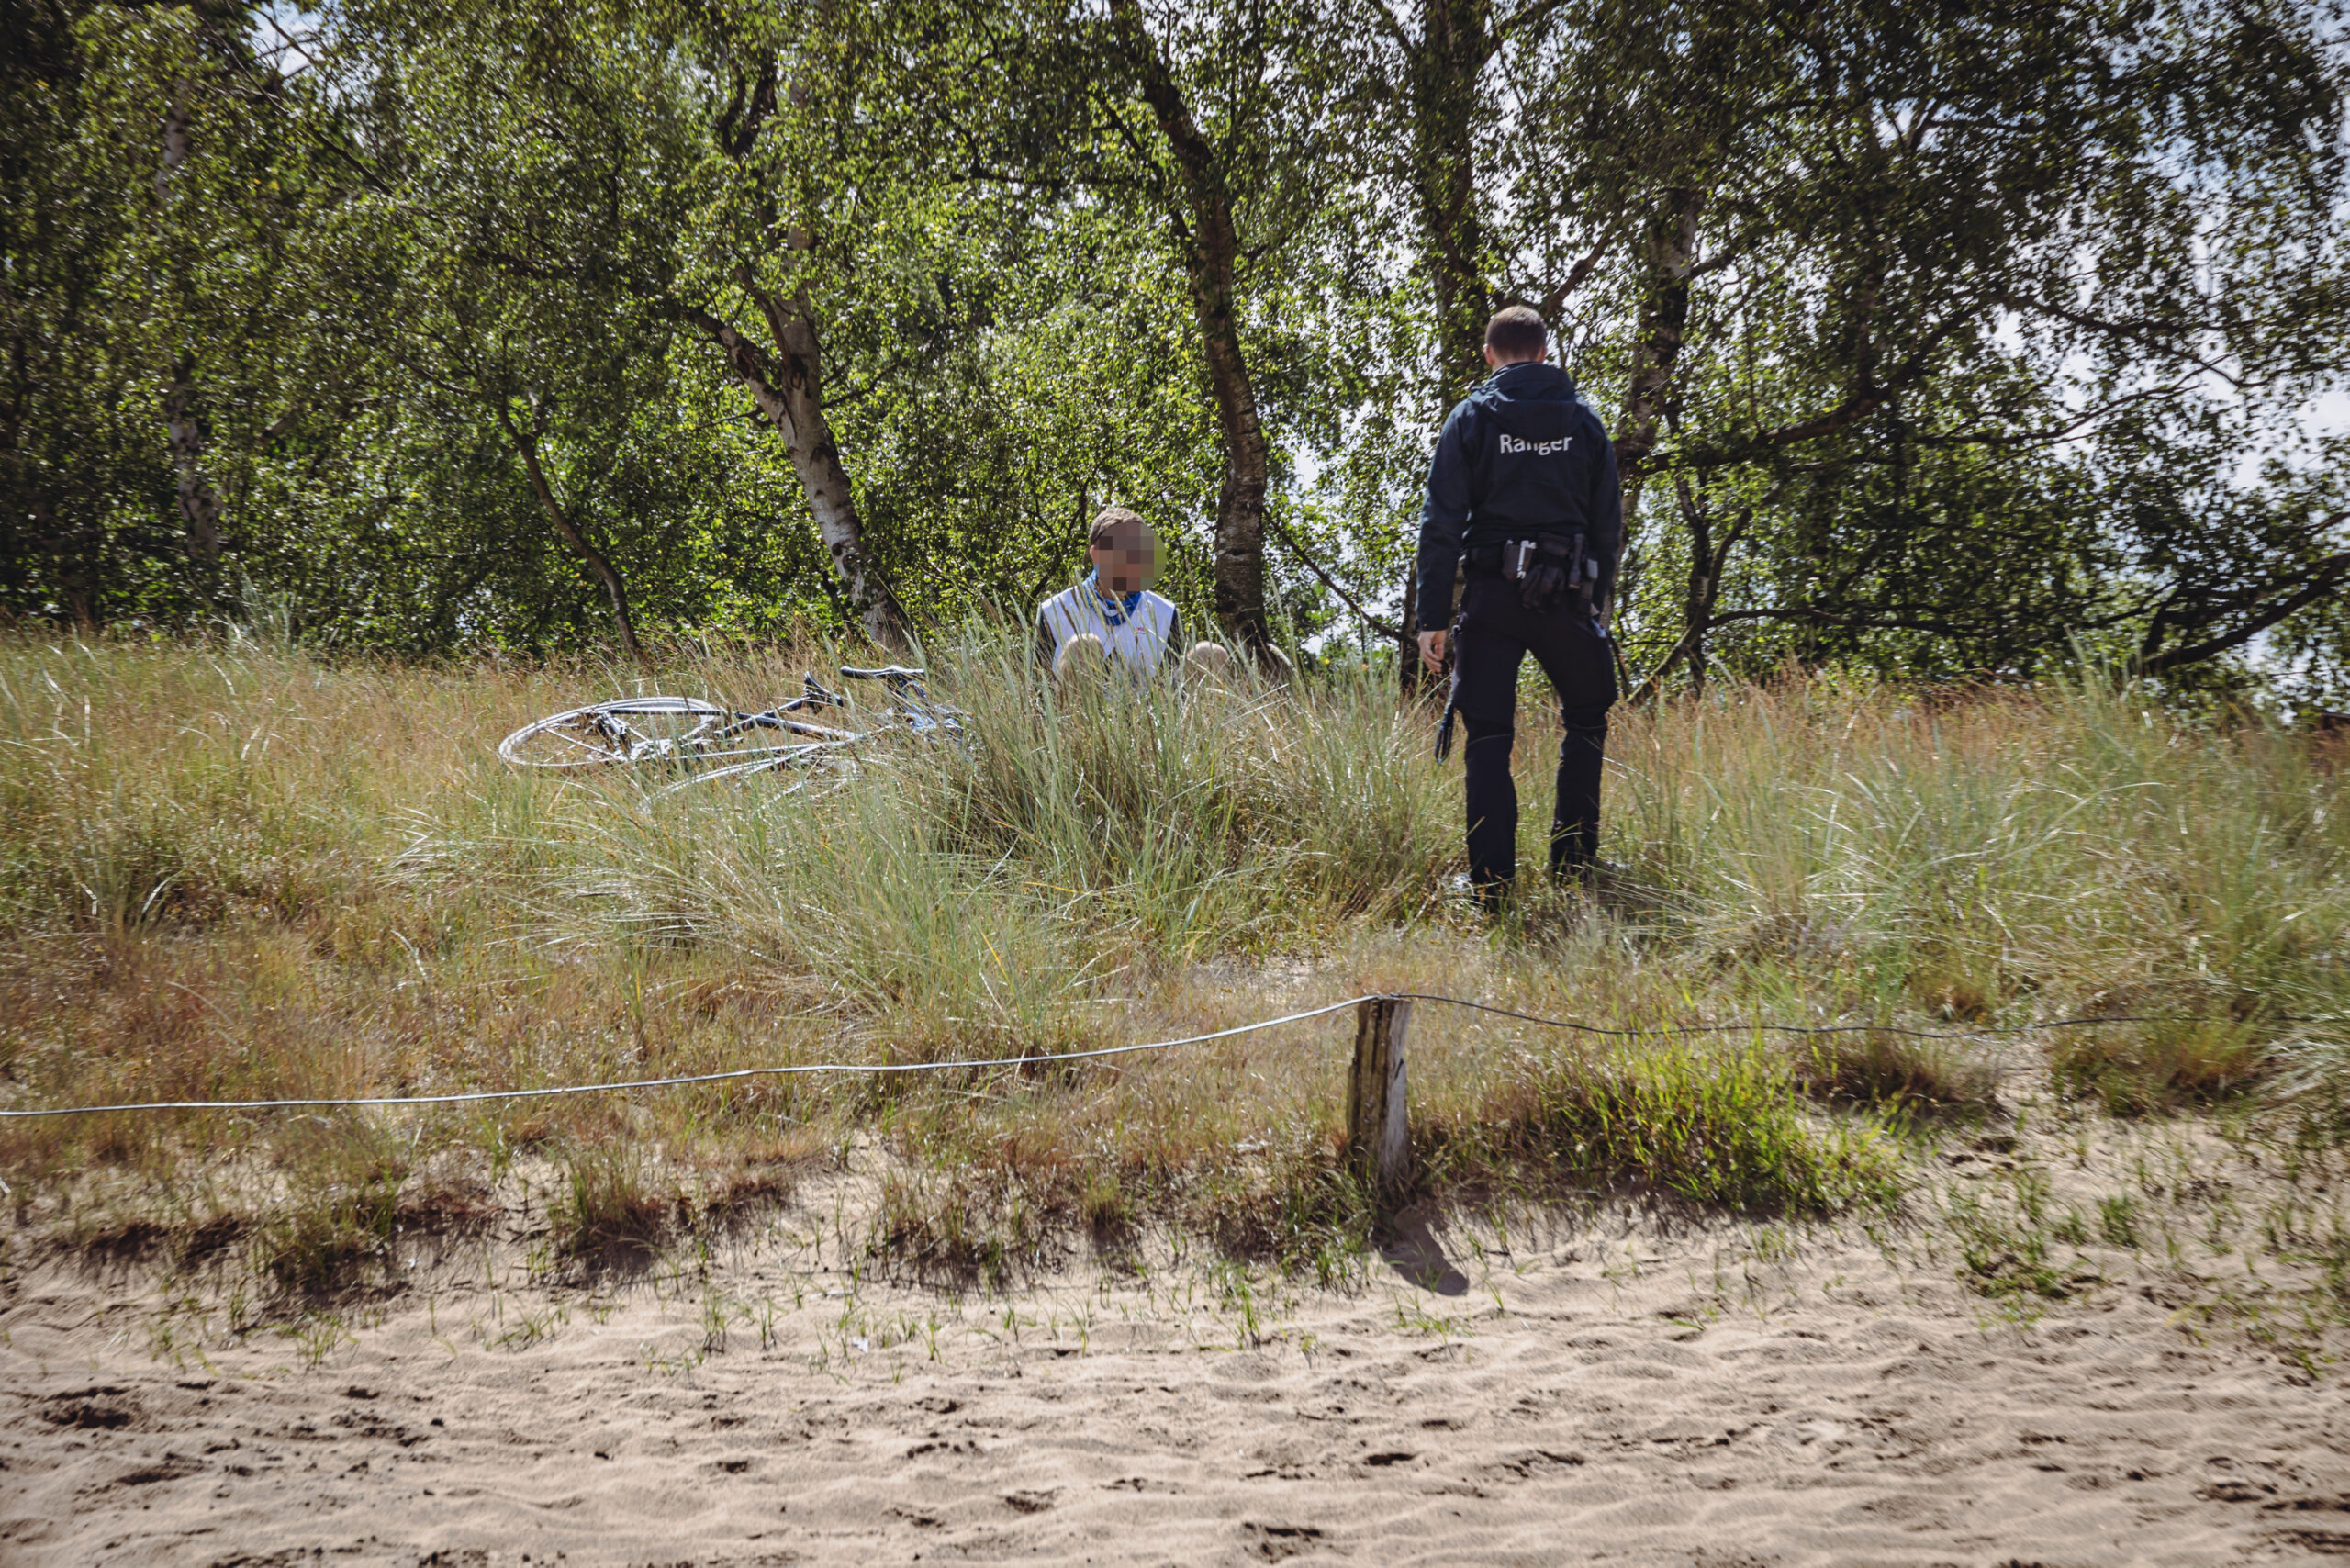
[{"x1": 0, "y1": 623, "x2": 2343, "y2": 1298}]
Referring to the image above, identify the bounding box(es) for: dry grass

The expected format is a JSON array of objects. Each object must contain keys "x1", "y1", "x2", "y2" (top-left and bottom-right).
[{"x1": 0, "y1": 625, "x2": 2344, "y2": 1297}]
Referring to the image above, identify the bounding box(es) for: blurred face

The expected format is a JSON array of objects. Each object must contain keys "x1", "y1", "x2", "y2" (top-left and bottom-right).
[{"x1": 1090, "y1": 533, "x2": 1158, "y2": 594}]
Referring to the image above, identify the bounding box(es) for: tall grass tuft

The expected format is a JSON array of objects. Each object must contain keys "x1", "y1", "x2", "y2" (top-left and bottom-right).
[
  {"x1": 2050, "y1": 1017, "x2": 2274, "y2": 1112},
  {"x1": 1789, "y1": 1030, "x2": 2003, "y2": 1116},
  {"x1": 1458, "y1": 1040, "x2": 1902, "y2": 1212},
  {"x1": 550, "y1": 1142, "x2": 676, "y2": 1265}
]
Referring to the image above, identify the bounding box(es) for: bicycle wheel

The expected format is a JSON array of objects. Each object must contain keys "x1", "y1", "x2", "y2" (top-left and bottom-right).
[{"x1": 498, "y1": 697, "x2": 731, "y2": 768}]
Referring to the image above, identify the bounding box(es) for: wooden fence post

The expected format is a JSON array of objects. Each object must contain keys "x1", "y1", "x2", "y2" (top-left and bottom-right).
[{"x1": 1348, "y1": 996, "x2": 1412, "y2": 1197}]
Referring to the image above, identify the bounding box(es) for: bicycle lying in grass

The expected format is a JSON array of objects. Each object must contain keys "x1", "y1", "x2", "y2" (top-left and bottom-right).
[{"x1": 498, "y1": 666, "x2": 960, "y2": 792}]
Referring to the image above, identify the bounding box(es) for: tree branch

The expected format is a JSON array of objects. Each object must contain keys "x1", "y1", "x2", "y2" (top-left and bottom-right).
[
  {"x1": 490, "y1": 399, "x2": 643, "y2": 664},
  {"x1": 2136, "y1": 539, "x2": 2350, "y2": 675},
  {"x1": 1265, "y1": 513, "x2": 1400, "y2": 639},
  {"x1": 2001, "y1": 289, "x2": 2251, "y2": 390},
  {"x1": 1537, "y1": 233, "x2": 1613, "y2": 320}
]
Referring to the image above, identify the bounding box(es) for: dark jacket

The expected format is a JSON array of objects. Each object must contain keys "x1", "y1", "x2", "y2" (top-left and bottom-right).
[{"x1": 1414, "y1": 361, "x2": 1622, "y2": 629}]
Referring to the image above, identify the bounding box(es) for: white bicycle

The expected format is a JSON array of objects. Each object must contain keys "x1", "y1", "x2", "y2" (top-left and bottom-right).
[{"x1": 497, "y1": 666, "x2": 959, "y2": 791}]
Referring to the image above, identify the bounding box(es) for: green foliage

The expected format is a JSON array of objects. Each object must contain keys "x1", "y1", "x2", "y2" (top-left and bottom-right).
[
  {"x1": 2, "y1": 0, "x2": 2342, "y2": 697},
  {"x1": 1444, "y1": 1038, "x2": 1903, "y2": 1214}
]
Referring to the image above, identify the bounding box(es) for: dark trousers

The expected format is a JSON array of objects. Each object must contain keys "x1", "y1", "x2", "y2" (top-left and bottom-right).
[{"x1": 1451, "y1": 576, "x2": 1617, "y2": 891}]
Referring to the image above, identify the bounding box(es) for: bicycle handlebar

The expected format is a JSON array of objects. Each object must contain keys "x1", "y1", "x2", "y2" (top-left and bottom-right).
[{"x1": 838, "y1": 665, "x2": 926, "y2": 681}]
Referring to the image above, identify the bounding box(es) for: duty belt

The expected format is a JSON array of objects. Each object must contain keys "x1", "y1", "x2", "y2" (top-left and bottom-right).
[
  {"x1": 1460, "y1": 534, "x2": 1597, "y2": 612},
  {"x1": 1461, "y1": 543, "x2": 1512, "y2": 578}
]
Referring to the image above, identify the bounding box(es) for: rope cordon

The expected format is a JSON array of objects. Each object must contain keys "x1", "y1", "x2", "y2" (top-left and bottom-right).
[{"x1": 0, "y1": 994, "x2": 2307, "y2": 1120}]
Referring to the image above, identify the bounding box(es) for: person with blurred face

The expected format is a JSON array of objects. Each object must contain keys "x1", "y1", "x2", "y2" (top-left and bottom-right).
[{"x1": 1035, "y1": 507, "x2": 1190, "y2": 680}]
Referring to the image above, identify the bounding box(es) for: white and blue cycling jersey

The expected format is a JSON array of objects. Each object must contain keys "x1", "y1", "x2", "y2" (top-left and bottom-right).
[{"x1": 1034, "y1": 574, "x2": 1185, "y2": 676}]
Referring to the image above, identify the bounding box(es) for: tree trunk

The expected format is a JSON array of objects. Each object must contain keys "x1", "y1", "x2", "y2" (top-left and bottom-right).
[
  {"x1": 163, "y1": 354, "x2": 223, "y2": 566},
  {"x1": 1611, "y1": 187, "x2": 1702, "y2": 579},
  {"x1": 495, "y1": 403, "x2": 645, "y2": 665},
  {"x1": 1676, "y1": 475, "x2": 1712, "y2": 698},
  {"x1": 1113, "y1": 0, "x2": 1273, "y2": 656},
  {"x1": 687, "y1": 286, "x2": 913, "y2": 650},
  {"x1": 1398, "y1": 594, "x2": 1422, "y2": 693},
  {"x1": 1200, "y1": 315, "x2": 1273, "y2": 656},
  {"x1": 1387, "y1": 0, "x2": 1499, "y2": 691},
  {"x1": 1412, "y1": 0, "x2": 1495, "y2": 417},
  {"x1": 695, "y1": 53, "x2": 911, "y2": 650}
]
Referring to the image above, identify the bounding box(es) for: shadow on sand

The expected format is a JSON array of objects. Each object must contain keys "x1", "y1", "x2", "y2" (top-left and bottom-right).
[{"x1": 1379, "y1": 1204, "x2": 1469, "y2": 1296}]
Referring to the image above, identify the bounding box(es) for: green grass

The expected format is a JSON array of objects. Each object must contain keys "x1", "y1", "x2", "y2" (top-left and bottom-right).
[{"x1": 0, "y1": 623, "x2": 2344, "y2": 1297}]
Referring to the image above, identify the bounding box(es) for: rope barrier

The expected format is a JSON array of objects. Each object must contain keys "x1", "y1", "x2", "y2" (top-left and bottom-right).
[
  {"x1": 0, "y1": 993, "x2": 2318, "y2": 1121},
  {"x1": 0, "y1": 998, "x2": 1370, "y2": 1120}
]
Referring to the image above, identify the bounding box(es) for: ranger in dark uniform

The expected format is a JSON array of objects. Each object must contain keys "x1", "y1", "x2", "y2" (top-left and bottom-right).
[{"x1": 1416, "y1": 305, "x2": 1621, "y2": 907}]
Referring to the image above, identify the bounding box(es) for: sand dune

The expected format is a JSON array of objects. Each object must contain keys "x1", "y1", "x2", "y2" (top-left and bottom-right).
[{"x1": 4, "y1": 1198, "x2": 2346, "y2": 1568}]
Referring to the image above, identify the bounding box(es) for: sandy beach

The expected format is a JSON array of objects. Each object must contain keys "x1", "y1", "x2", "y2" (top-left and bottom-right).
[{"x1": 5, "y1": 1178, "x2": 2346, "y2": 1568}]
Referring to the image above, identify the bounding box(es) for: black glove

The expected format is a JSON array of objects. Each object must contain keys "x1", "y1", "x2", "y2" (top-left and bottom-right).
[{"x1": 1519, "y1": 561, "x2": 1566, "y2": 613}]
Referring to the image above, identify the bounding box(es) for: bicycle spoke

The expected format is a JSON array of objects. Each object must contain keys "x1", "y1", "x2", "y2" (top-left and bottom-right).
[
  {"x1": 498, "y1": 697, "x2": 731, "y2": 767},
  {"x1": 657, "y1": 743, "x2": 855, "y2": 794}
]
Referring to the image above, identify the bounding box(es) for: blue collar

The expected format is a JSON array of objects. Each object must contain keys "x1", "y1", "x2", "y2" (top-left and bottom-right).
[{"x1": 1086, "y1": 569, "x2": 1144, "y2": 627}]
